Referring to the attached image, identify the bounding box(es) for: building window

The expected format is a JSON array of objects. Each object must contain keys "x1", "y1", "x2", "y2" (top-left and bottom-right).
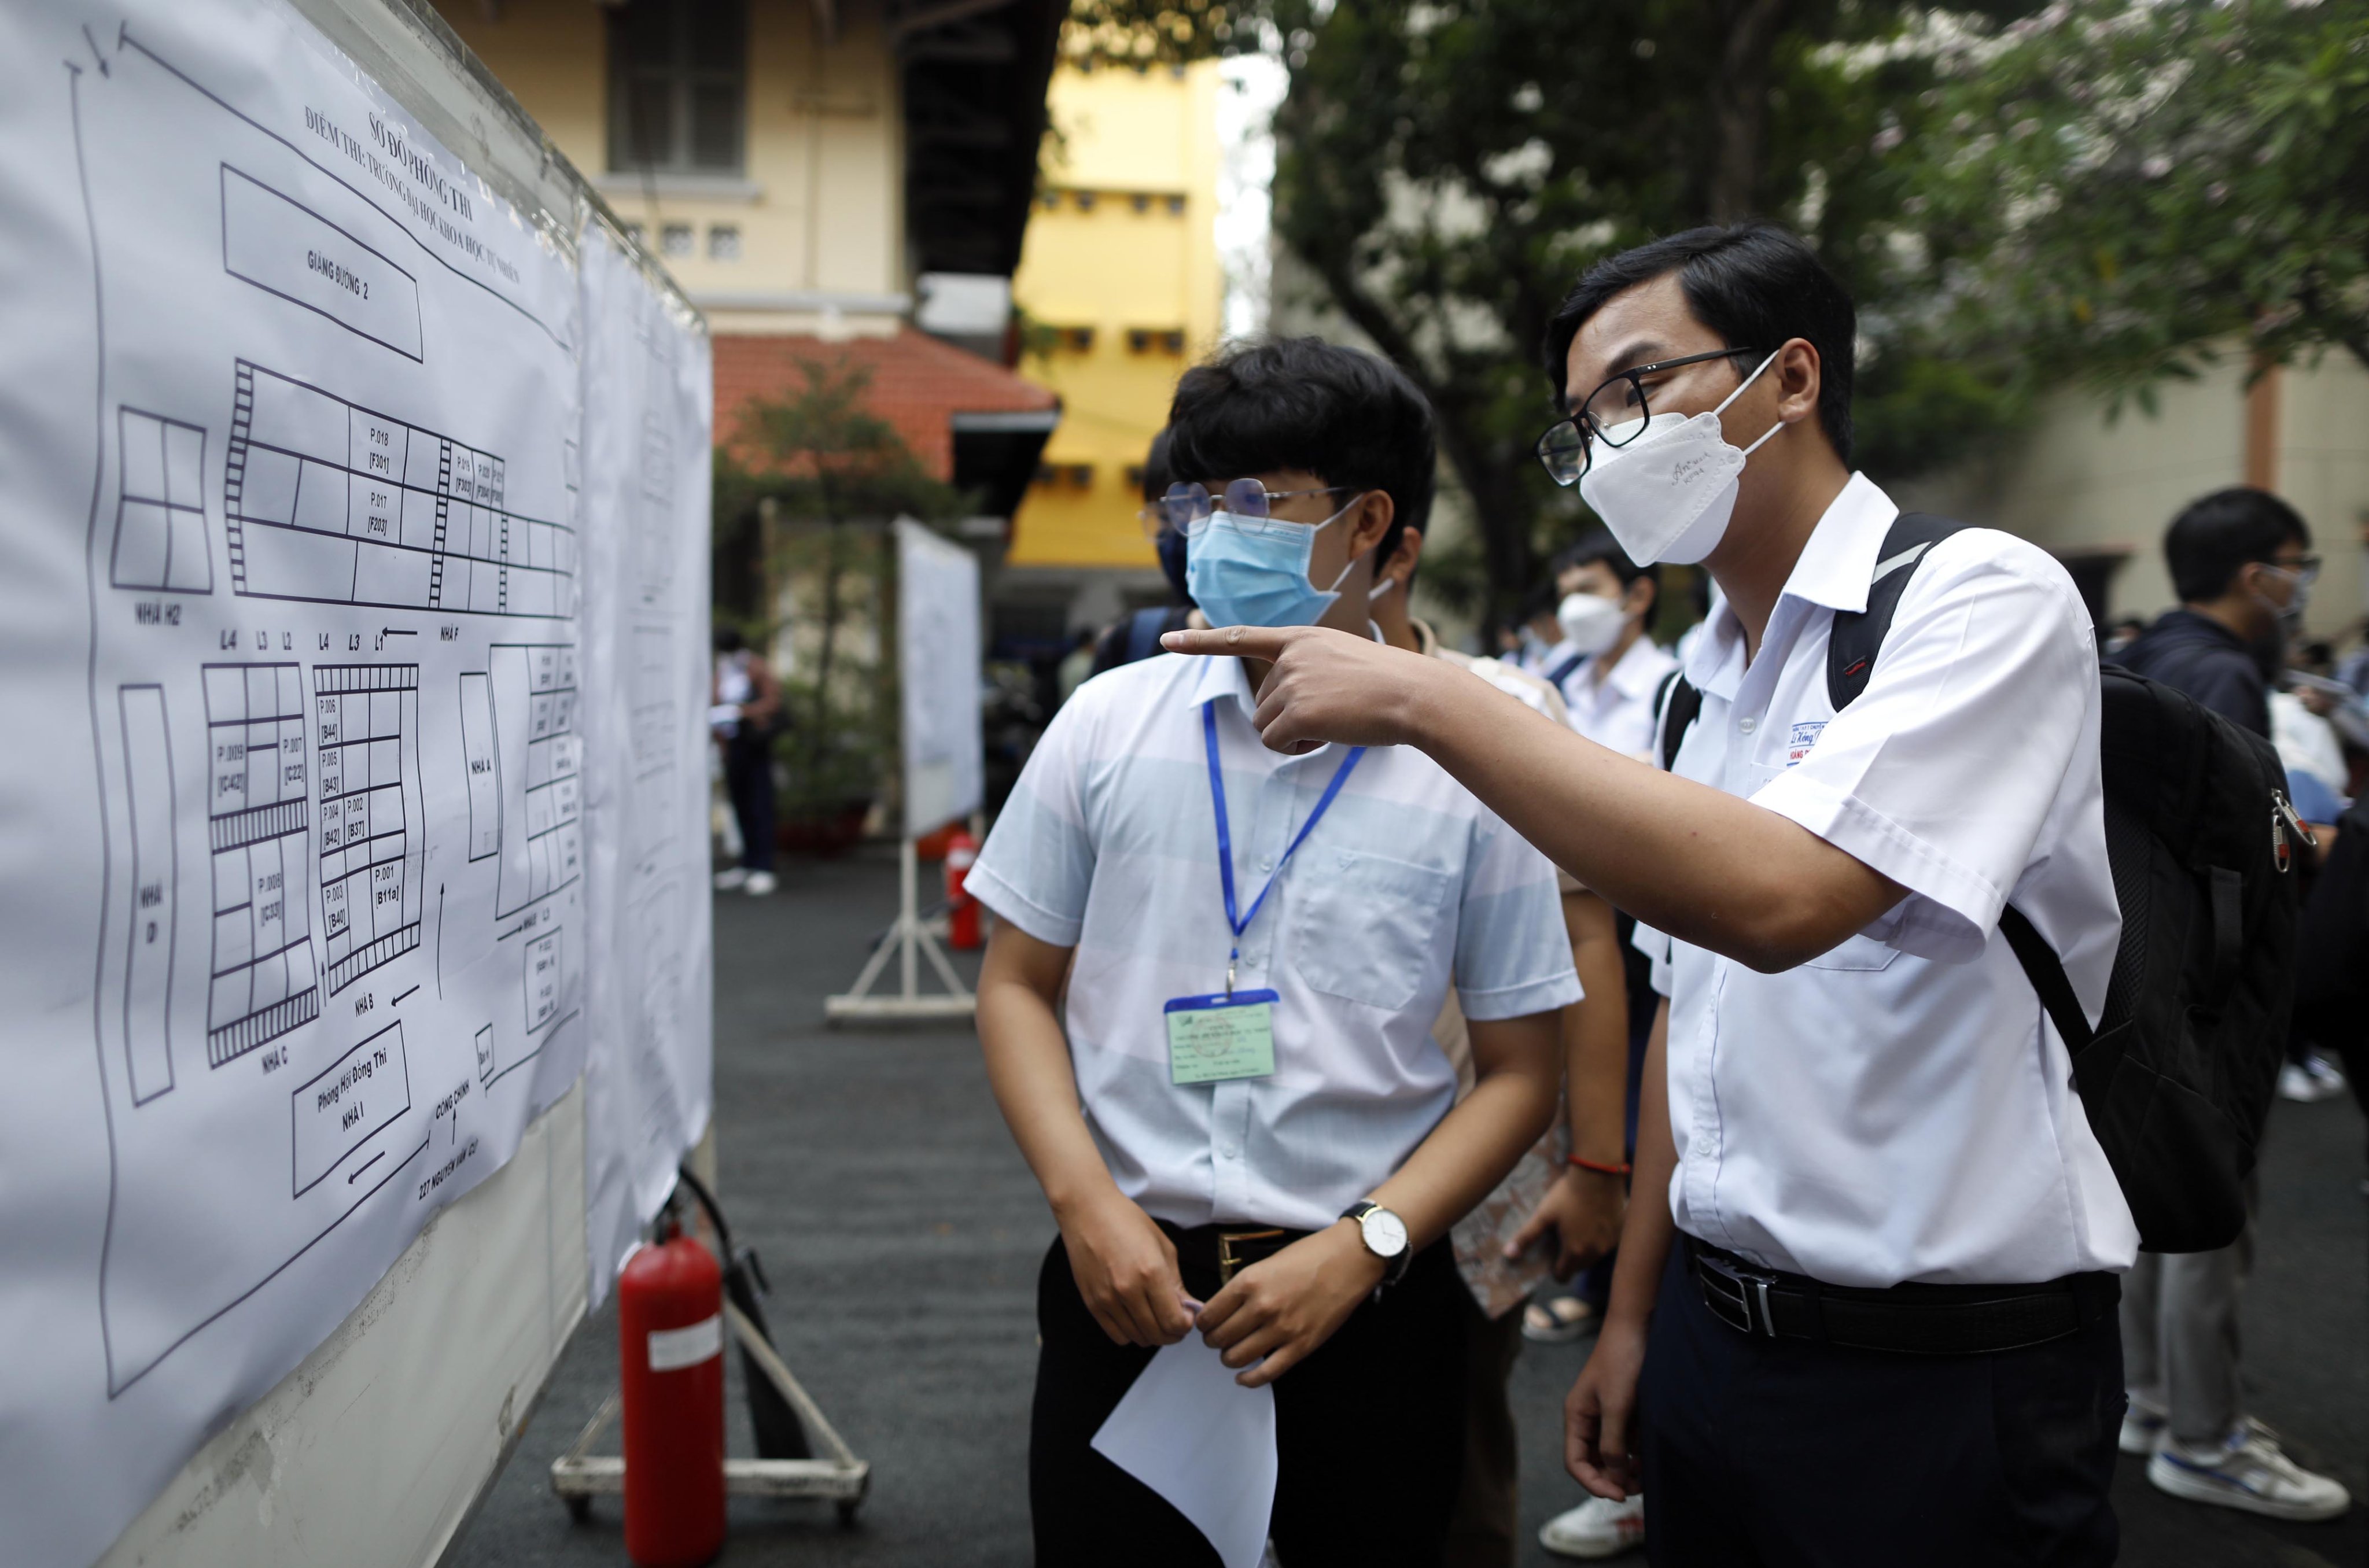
[
  {"x1": 708, "y1": 224, "x2": 742, "y2": 260},
  {"x1": 1063, "y1": 326, "x2": 1095, "y2": 352},
  {"x1": 1033, "y1": 463, "x2": 1059, "y2": 487},
  {"x1": 1166, "y1": 195, "x2": 1185, "y2": 216},
  {"x1": 1163, "y1": 330, "x2": 1185, "y2": 355},
  {"x1": 607, "y1": 0, "x2": 746, "y2": 175},
  {"x1": 621, "y1": 221, "x2": 646, "y2": 245},
  {"x1": 1067, "y1": 464, "x2": 1094, "y2": 488},
  {"x1": 661, "y1": 223, "x2": 695, "y2": 257},
  {"x1": 1124, "y1": 464, "x2": 1146, "y2": 490},
  {"x1": 1130, "y1": 193, "x2": 1151, "y2": 214},
  {"x1": 1075, "y1": 191, "x2": 1097, "y2": 212}
]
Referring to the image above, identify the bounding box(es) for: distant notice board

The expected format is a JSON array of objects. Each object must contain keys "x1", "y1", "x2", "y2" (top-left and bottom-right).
[{"x1": 0, "y1": 3, "x2": 714, "y2": 1564}]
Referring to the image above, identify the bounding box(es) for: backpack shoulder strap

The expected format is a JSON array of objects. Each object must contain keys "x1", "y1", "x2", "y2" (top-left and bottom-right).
[
  {"x1": 1657, "y1": 672, "x2": 1701, "y2": 773},
  {"x1": 1826, "y1": 511, "x2": 1976, "y2": 710},
  {"x1": 1123, "y1": 607, "x2": 1168, "y2": 664},
  {"x1": 1546, "y1": 649, "x2": 1589, "y2": 689}
]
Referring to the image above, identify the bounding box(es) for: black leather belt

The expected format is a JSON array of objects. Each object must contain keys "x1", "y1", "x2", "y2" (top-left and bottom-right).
[
  {"x1": 1687, "y1": 1237, "x2": 2118, "y2": 1356},
  {"x1": 1160, "y1": 1222, "x2": 1312, "y2": 1285}
]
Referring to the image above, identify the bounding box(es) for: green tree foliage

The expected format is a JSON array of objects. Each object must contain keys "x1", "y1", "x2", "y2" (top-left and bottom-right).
[
  {"x1": 1074, "y1": 0, "x2": 2036, "y2": 616},
  {"x1": 1892, "y1": 0, "x2": 2369, "y2": 400},
  {"x1": 714, "y1": 357, "x2": 964, "y2": 821}
]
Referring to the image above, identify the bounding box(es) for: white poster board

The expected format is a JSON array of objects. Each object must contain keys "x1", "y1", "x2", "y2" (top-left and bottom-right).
[
  {"x1": 0, "y1": 3, "x2": 715, "y2": 1563},
  {"x1": 577, "y1": 225, "x2": 716, "y2": 1305},
  {"x1": 897, "y1": 519, "x2": 984, "y2": 836}
]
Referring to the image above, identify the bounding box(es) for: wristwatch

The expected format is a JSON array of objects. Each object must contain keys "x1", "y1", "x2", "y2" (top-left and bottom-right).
[{"x1": 1340, "y1": 1199, "x2": 1412, "y2": 1286}]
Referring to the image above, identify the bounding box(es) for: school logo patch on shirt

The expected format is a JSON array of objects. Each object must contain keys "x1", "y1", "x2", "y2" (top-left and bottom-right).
[{"x1": 1786, "y1": 720, "x2": 1827, "y2": 766}]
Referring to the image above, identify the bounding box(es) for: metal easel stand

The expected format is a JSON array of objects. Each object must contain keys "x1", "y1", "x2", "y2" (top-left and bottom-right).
[
  {"x1": 823, "y1": 835, "x2": 975, "y2": 1023},
  {"x1": 548, "y1": 1302, "x2": 872, "y2": 1525}
]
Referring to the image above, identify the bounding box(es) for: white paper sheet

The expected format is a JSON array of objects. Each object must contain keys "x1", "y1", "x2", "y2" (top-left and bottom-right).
[
  {"x1": 0, "y1": 4, "x2": 705, "y2": 1563},
  {"x1": 1090, "y1": 1337, "x2": 1280, "y2": 1568},
  {"x1": 576, "y1": 224, "x2": 716, "y2": 1308}
]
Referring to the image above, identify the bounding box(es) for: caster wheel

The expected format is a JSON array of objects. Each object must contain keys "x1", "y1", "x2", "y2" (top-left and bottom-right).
[
  {"x1": 565, "y1": 1495, "x2": 592, "y2": 1525},
  {"x1": 835, "y1": 1498, "x2": 861, "y2": 1528}
]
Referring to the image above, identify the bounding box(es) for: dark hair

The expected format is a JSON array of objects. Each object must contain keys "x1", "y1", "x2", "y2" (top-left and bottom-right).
[
  {"x1": 1552, "y1": 527, "x2": 1659, "y2": 596},
  {"x1": 1520, "y1": 581, "x2": 1561, "y2": 625},
  {"x1": 1541, "y1": 223, "x2": 1856, "y2": 465},
  {"x1": 1140, "y1": 427, "x2": 1174, "y2": 504},
  {"x1": 2165, "y1": 488, "x2": 2311, "y2": 603},
  {"x1": 715, "y1": 626, "x2": 746, "y2": 654},
  {"x1": 1167, "y1": 336, "x2": 1436, "y2": 570}
]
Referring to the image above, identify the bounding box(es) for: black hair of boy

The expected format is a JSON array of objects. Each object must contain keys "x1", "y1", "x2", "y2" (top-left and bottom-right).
[
  {"x1": 2164, "y1": 487, "x2": 2312, "y2": 604},
  {"x1": 1552, "y1": 527, "x2": 1660, "y2": 596},
  {"x1": 1167, "y1": 336, "x2": 1436, "y2": 570},
  {"x1": 1542, "y1": 223, "x2": 1858, "y2": 466}
]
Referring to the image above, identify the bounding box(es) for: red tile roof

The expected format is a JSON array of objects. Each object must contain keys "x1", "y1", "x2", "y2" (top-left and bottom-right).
[{"x1": 712, "y1": 328, "x2": 1058, "y2": 479}]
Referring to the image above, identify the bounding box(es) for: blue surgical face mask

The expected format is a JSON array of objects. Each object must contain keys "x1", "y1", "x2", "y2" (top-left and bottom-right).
[{"x1": 1184, "y1": 493, "x2": 1366, "y2": 629}]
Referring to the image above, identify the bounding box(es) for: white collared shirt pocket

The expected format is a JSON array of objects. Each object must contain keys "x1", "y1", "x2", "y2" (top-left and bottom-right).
[{"x1": 1290, "y1": 847, "x2": 1456, "y2": 1010}]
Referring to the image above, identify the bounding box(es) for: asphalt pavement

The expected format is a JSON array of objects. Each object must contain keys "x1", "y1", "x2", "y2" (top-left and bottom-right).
[{"x1": 448, "y1": 851, "x2": 2367, "y2": 1567}]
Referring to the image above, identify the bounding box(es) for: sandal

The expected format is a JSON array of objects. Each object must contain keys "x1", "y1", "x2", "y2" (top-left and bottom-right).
[{"x1": 1521, "y1": 1292, "x2": 1600, "y2": 1344}]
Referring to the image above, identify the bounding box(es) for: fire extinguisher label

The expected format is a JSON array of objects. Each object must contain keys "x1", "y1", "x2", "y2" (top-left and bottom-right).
[{"x1": 646, "y1": 1314, "x2": 723, "y2": 1373}]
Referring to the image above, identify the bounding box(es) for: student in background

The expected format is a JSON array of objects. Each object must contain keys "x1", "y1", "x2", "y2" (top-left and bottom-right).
[
  {"x1": 970, "y1": 338, "x2": 1579, "y2": 1565},
  {"x1": 1543, "y1": 533, "x2": 1678, "y2": 757},
  {"x1": 1369, "y1": 523, "x2": 1630, "y2": 1568},
  {"x1": 711, "y1": 626, "x2": 780, "y2": 897},
  {"x1": 2109, "y1": 487, "x2": 2350, "y2": 1521}
]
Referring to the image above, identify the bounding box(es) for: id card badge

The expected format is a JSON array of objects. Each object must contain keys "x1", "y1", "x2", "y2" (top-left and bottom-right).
[{"x1": 1163, "y1": 990, "x2": 1279, "y2": 1086}]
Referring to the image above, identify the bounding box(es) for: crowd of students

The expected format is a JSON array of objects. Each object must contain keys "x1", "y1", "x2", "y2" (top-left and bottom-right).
[{"x1": 962, "y1": 221, "x2": 2359, "y2": 1566}]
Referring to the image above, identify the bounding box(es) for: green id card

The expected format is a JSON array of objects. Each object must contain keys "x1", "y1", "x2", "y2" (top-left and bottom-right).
[{"x1": 1163, "y1": 990, "x2": 1279, "y2": 1085}]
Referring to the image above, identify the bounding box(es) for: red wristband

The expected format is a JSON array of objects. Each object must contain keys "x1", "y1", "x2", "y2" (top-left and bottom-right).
[{"x1": 1567, "y1": 1154, "x2": 1631, "y2": 1176}]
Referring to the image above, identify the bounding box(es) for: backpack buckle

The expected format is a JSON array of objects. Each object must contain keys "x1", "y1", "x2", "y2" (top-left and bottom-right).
[{"x1": 2272, "y1": 790, "x2": 2315, "y2": 874}]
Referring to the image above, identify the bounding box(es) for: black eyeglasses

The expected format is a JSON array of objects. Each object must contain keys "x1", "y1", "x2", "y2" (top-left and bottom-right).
[{"x1": 1534, "y1": 348, "x2": 1766, "y2": 486}]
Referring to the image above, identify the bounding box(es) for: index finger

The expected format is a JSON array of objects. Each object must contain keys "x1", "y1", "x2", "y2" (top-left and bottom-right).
[{"x1": 1161, "y1": 624, "x2": 1299, "y2": 661}]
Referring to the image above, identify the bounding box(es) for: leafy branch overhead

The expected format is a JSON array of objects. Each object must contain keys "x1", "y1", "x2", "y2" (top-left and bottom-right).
[{"x1": 1887, "y1": 0, "x2": 2369, "y2": 393}]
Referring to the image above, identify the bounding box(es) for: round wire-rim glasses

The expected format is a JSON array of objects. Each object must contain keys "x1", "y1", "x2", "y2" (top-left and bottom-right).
[
  {"x1": 1151, "y1": 478, "x2": 1358, "y2": 539},
  {"x1": 1534, "y1": 347, "x2": 1767, "y2": 487}
]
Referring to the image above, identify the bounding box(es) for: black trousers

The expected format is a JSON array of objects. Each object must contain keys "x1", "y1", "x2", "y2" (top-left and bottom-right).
[
  {"x1": 722, "y1": 730, "x2": 774, "y2": 872},
  {"x1": 1640, "y1": 1244, "x2": 2124, "y2": 1567},
  {"x1": 1030, "y1": 1233, "x2": 1467, "y2": 1567}
]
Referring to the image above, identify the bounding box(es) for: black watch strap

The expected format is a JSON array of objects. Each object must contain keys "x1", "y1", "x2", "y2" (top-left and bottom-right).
[{"x1": 1342, "y1": 1201, "x2": 1413, "y2": 1286}]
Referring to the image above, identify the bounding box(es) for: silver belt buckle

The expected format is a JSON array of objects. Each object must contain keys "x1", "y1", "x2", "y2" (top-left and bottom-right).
[{"x1": 1697, "y1": 1251, "x2": 1779, "y2": 1337}]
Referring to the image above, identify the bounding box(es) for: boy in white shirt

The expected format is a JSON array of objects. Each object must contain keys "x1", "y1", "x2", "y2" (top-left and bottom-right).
[{"x1": 970, "y1": 338, "x2": 1580, "y2": 1566}]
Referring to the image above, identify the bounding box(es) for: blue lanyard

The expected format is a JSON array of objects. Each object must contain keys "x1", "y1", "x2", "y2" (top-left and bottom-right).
[{"x1": 1202, "y1": 699, "x2": 1365, "y2": 995}]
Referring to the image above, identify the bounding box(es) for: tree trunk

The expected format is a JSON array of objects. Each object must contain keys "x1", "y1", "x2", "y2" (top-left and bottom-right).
[
  {"x1": 1706, "y1": 0, "x2": 1792, "y2": 223},
  {"x1": 1301, "y1": 255, "x2": 1538, "y2": 623}
]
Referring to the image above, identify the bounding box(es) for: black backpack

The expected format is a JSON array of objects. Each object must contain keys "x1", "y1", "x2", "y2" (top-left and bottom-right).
[{"x1": 1658, "y1": 512, "x2": 2301, "y2": 1253}]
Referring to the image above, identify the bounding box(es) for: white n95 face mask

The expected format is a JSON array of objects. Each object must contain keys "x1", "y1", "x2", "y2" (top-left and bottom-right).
[
  {"x1": 1555, "y1": 591, "x2": 1626, "y2": 656},
  {"x1": 1578, "y1": 349, "x2": 1783, "y2": 566}
]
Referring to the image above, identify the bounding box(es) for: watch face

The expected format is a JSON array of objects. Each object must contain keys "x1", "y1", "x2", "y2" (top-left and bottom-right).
[{"x1": 1361, "y1": 1207, "x2": 1409, "y2": 1258}]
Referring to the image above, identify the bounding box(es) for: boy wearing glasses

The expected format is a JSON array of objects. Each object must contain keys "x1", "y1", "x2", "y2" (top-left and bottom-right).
[{"x1": 968, "y1": 337, "x2": 1580, "y2": 1566}]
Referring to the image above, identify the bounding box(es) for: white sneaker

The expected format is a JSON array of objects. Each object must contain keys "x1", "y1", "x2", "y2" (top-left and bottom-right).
[
  {"x1": 1539, "y1": 1493, "x2": 1646, "y2": 1559},
  {"x1": 2147, "y1": 1421, "x2": 2352, "y2": 1521},
  {"x1": 743, "y1": 870, "x2": 777, "y2": 896},
  {"x1": 713, "y1": 867, "x2": 749, "y2": 891},
  {"x1": 2277, "y1": 1054, "x2": 2347, "y2": 1103},
  {"x1": 2119, "y1": 1392, "x2": 2168, "y2": 1456}
]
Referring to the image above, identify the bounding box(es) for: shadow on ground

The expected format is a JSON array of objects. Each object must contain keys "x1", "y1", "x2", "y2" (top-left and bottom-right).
[{"x1": 449, "y1": 852, "x2": 2367, "y2": 1567}]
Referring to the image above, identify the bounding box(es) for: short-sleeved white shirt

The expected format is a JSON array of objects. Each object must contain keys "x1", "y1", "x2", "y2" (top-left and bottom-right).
[
  {"x1": 1559, "y1": 633, "x2": 1680, "y2": 761},
  {"x1": 1637, "y1": 474, "x2": 2138, "y2": 1287},
  {"x1": 970, "y1": 648, "x2": 1583, "y2": 1233}
]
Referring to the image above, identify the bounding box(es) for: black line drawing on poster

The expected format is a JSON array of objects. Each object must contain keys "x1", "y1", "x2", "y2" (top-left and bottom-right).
[
  {"x1": 486, "y1": 643, "x2": 580, "y2": 917},
  {"x1": 219, "y1": 164, "x2": 423, "y2": 361},
  {"x1": 109, "y1": 407, "x2": 213, "y2": 593},
  {"x1": 116, "y1": 684, "x2": 179, "y2": 1105},
  {"x1": 201, "y1": 662, "x2": 321, "y2": 1067},
  {"x1": 224, "y1": 360, "x2": 575, "y2": 618},
  {"x1": 312, "y1": 662, "x2": 425, "y2": 992}
]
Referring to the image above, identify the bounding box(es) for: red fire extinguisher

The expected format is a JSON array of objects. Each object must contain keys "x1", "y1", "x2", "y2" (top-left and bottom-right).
[
  {"x1": 618, "y1": 1226, "x2": 725, "y2": 1567},
  {"x1": 946, "y1": 828, "x2": 981, "y2": 950}
]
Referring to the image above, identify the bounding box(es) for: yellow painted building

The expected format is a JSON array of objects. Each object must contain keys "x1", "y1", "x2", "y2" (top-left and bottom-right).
[{"x1": 1006, "y1": 58, "x2": 1224, "y2": 573}]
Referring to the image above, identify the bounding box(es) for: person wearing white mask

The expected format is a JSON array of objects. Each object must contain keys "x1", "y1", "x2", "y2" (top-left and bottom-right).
[
  {"x1": 1163, "y1": 224, "x2": 2138, "y2": 1565},
  {"x1": 1545, "y1": 533, "x2": 1679, "y2": 761}
]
